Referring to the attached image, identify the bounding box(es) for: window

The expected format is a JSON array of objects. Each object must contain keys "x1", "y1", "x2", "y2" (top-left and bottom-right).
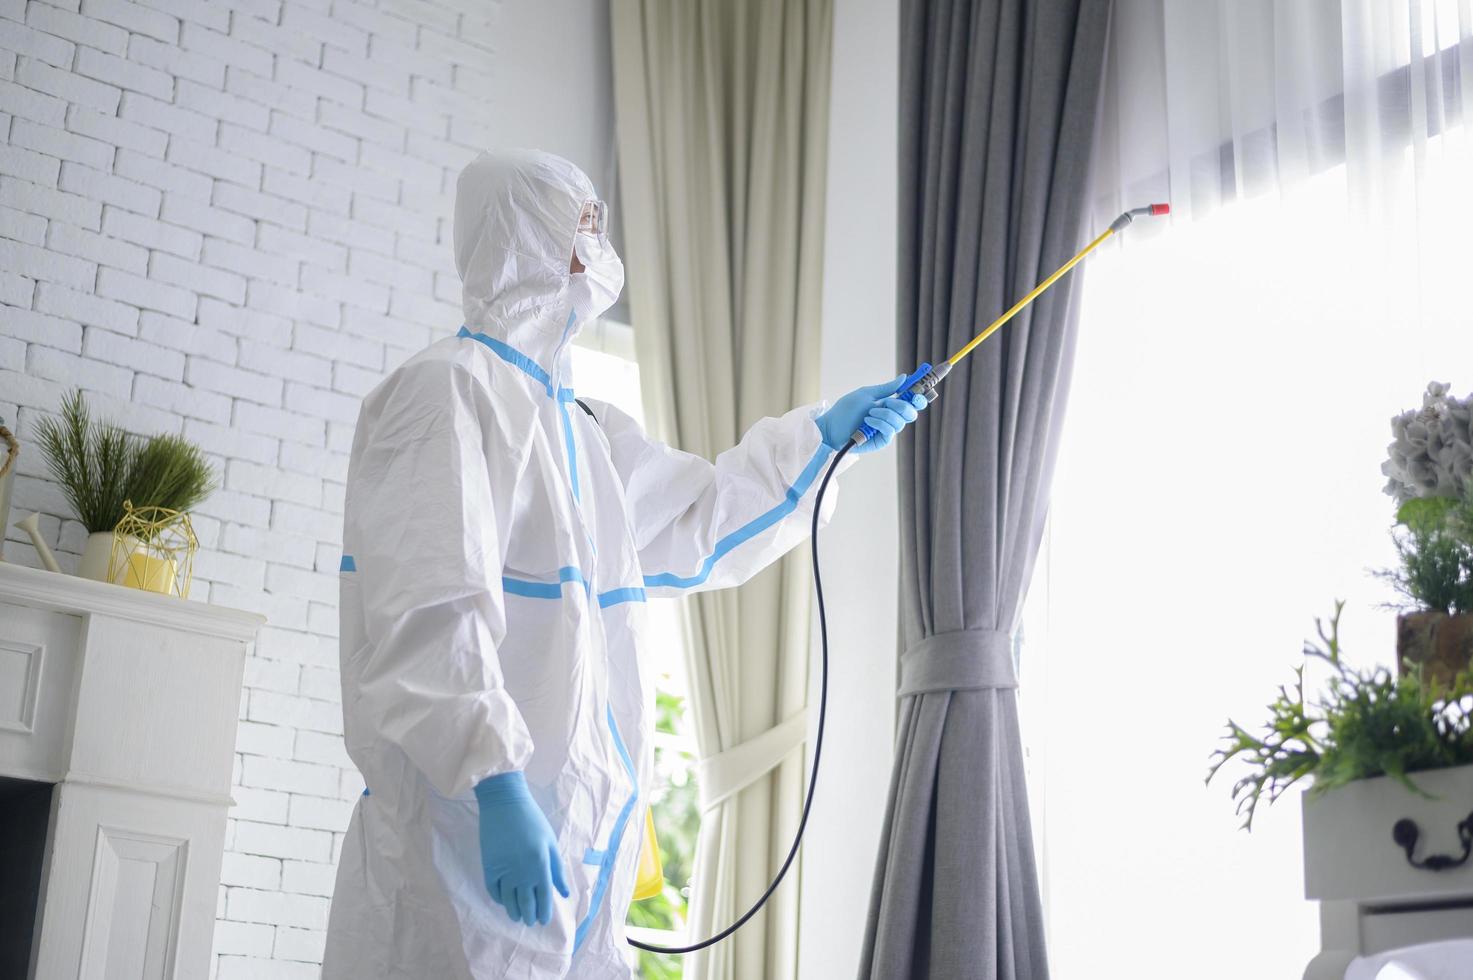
[
  {"x1": 570, "y1": 325, "x2": 699, "y2": 979},
  {"x1": 1018, "y1": 154, "x2": 1473, "y2": 978}
]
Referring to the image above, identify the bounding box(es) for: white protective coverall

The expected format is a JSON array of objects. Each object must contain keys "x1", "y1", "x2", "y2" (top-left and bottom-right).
[{"x1": 322, "y1": 149, "x2": 845, "y2": 978}]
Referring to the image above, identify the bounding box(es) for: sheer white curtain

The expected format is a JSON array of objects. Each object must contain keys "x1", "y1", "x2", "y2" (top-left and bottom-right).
[{"x1": 1022, "y1": 3, "x2": 1473, "y2": 978}]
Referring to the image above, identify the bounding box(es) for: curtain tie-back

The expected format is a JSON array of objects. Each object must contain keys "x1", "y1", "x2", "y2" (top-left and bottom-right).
[
  {"x1": 898, "y1": 628, "x2": 1017, "y2": 696},
  {"x1": 694, "y1": 711, "x2": 808, "y2": 812}
]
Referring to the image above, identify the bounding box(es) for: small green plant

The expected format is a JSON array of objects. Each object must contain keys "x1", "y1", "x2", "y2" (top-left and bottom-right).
[
  {"x1": 36, "y1": 390, "x2": 137, "y2": 533},
  {"x1": 1376, "y1": 491, "x2": 1473, "y2": 614},
  {"x1": 1208, "y1": 602, "x2": 1473, "y2": 830},
  {"x1": 36, "y1": 390, "x2": 216, "y2": 534},
  {"x1": 128, "y1": 432, "x2": 215, "y2": 516}
]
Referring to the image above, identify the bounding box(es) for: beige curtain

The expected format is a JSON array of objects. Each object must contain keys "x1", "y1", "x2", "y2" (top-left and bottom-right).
[{"x1": 610, "y1": 2, "x2": 832, "y2": 978}]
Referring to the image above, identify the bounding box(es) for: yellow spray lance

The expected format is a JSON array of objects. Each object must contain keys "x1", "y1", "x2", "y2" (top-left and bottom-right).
[
  {"x1": 851, "y1": 202, "x2": 1171, "y2": 444},
  {"x1": 629, "y1": 202, "x2": 1169, "y2": 956}
]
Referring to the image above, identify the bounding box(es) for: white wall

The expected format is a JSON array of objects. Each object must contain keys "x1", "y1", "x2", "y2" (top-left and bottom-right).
[
  {"x1": 492, "y1": 0, "x2": 614, "y2": 202},
  {"x1": 799, "y1": 0, "x2": 900, "y2": 975},
  {"x1": 0, "y1": 1, "x2": 610, "y2": 976}
]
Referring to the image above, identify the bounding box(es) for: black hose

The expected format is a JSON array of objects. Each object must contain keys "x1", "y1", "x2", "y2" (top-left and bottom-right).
[{"x1": 628, "y1": 439, "x2": 853, "y2": 955}]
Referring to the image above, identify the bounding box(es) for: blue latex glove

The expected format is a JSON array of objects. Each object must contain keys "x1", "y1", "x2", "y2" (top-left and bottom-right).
[
  {"x1": 474, "y1": 771, "x2": 569, "y2": 926},
  {"x1": 816, "y1": 374, "x2": 930, "y2": 454}
]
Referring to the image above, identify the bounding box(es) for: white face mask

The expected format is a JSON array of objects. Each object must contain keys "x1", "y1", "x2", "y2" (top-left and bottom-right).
[{"x1": 568, "y1": 232, "x2": 625, "y2": 322}]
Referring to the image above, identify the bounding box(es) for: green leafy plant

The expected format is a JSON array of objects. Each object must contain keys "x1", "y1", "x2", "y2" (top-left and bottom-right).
[
  {"x1": 1376, "y1": 491, "x2": 1473, "y2": 613},
  {"x1": 127, "y1": 432, "x2": 215, "y2": 516},
  {"x1": 36, "y1": 390, "x2": 137, "y2": 533},
  {"x1": 35, "y1": 390, "x2": 216, "y2": 534},
  {"x1": 1208, "y1": 602, "x2": 1473, "y2": 830}
]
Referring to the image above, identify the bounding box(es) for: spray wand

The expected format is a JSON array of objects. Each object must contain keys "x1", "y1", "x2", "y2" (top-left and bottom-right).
[{"x1": 851, "y1": 203, "x2": 1170, "y2": 446}]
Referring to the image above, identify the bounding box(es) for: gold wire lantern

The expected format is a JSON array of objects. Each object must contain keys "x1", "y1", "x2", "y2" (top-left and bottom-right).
[{"x1": 107, "y1": 501, "x2": 198, "y2": 598}]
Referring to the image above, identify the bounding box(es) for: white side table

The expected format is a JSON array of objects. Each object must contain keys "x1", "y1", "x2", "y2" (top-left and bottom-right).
[{"x1": 1302, "y1": 763, "x2": 1473, "y2": 979}]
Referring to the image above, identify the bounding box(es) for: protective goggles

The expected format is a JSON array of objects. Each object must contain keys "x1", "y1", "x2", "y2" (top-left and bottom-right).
[{"x1": 578, "y1": 199, "x2": 608, "y2": 238}]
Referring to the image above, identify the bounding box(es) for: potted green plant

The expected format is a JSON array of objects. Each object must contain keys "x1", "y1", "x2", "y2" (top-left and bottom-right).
[
  {"x1": 1208, "y1": 604, "x2": 1473, "y2": 978},
  {"x1": 1381, "y1": 382, "x2": 1473, "y2": 685},
  {"x1": 35, "y1": 390, "x2": 216, "y2": 583},
  {"x1": 1208, "y1": 602, "x2": 1473, "y2": 830}
]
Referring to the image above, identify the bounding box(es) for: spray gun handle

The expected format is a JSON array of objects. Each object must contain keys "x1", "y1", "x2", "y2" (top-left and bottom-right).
[{"x1": 852, "y1": 361, "x2": 951, "y2": 446}]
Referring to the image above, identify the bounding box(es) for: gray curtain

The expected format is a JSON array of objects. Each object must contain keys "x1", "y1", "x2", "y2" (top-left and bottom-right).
[
  {"x1": 860, "y1": 1, "x2": 1111, "y2": 978},
  {"x1": 610, "y1": 2, "x2": 832, "y2": 977}
]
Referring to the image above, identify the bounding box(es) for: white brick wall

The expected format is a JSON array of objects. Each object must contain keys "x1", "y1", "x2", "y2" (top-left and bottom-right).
[{"x1": 0, "y1": 1, "x2": 611, "y2": 975}]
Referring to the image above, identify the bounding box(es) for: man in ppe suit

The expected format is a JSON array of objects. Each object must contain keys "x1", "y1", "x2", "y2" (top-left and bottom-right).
[{"x1": 322, "y1": 149, "x2": 928, "y2": 979}]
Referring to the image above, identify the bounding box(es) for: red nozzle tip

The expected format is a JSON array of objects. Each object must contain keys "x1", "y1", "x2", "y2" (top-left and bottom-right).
[{"x1": 1150, "y1": 203, "x2": 1170, "y2": 216}]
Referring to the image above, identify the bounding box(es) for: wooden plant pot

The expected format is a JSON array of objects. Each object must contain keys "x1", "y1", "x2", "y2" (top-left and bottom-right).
[{"x1": 1397, "y1": 611, "x2": 1473, "y2": 686}]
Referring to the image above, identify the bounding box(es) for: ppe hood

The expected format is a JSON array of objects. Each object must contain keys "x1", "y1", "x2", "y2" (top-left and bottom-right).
[{"x1": 453, "y1": 149, "x2": 597, "y2": 358}]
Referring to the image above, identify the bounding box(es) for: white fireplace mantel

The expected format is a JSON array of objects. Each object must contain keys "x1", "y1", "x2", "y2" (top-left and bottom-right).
[{"x1": 0, "y1": 560, "x2": 264, "y2": 979}]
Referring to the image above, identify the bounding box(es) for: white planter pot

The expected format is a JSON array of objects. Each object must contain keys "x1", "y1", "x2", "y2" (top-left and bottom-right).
[
  {"x1": 78, "y1": 531, "x2": 120, "y2": 583},
  {"x1": 1301, "y1": 763, "x2": 1473, "y2": 979}
]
